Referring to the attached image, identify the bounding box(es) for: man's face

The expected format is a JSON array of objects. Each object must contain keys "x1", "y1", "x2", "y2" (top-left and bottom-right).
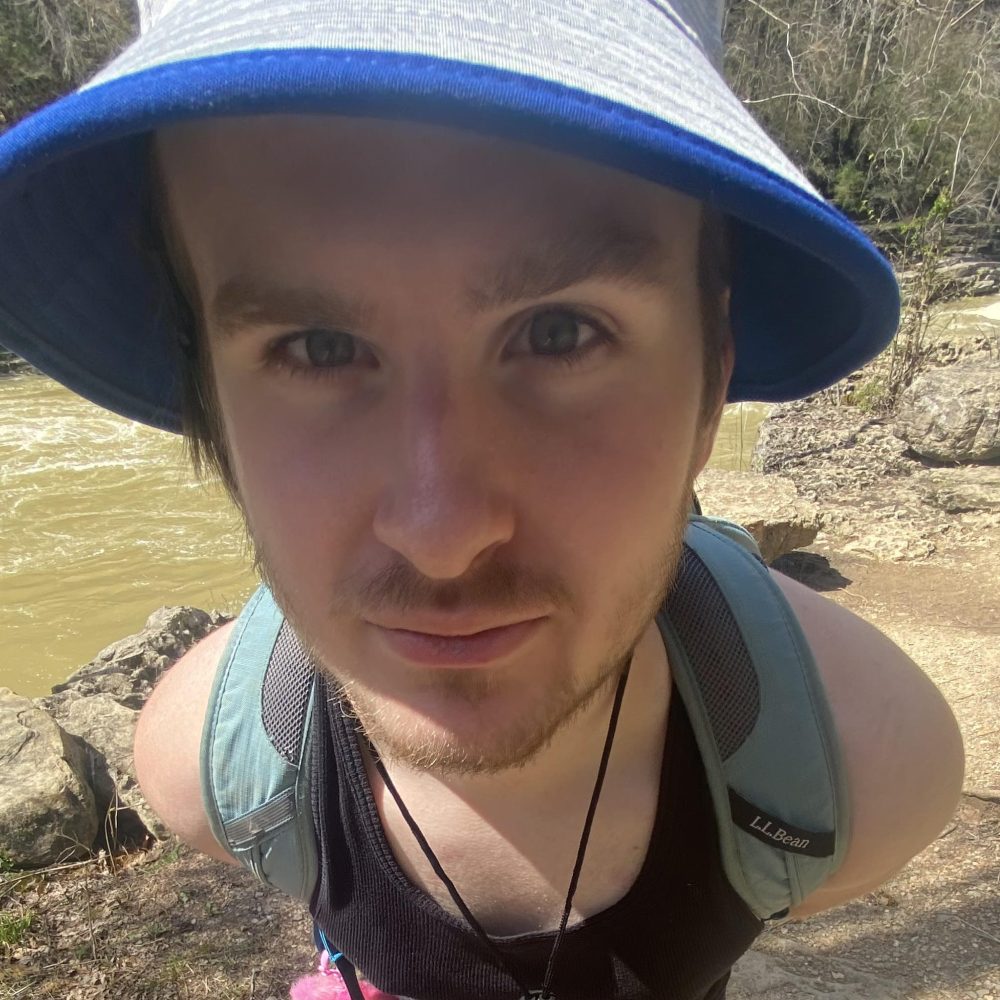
[{"x1": 157, "y1": 116, "x2": 729, "y2": 773}]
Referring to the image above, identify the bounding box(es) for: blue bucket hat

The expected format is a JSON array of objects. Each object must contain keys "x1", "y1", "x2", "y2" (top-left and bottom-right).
[{"x1": 0, "y1": 0, "x2": 899, "y2": 433}]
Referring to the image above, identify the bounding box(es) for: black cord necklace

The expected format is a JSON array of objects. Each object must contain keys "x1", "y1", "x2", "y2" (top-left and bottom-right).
[{"x1": 369, "y1": 662, "x2": 632, "y2": 1000}]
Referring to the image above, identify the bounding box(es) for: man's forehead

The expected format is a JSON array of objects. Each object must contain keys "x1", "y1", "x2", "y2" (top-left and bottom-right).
[
  {"x1": 156, "y1": 114, "x2": 698, "y2": 233},
  {"x1": 156, "y1": 116, "x2": 701, "y2": 318}
]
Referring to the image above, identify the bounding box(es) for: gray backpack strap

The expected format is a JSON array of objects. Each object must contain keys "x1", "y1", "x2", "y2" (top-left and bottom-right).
[
  {"x1": 201, "y1": 585, "x2": 319, "y2": 902},
  {"x1": 659, "y1": 516, "x2": 851, "y2": 921}
]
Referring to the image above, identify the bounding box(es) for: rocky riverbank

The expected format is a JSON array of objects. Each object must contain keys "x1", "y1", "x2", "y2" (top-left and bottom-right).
[
  {"x1": 0, "y1": 608, "x2": 229, "y2": 869},
  {"x1": 751, "y1": 296, "x2": 999, "y2": 563},
  {"x1": 750, "y1": 392, "x2": 999, "y2": 562}
]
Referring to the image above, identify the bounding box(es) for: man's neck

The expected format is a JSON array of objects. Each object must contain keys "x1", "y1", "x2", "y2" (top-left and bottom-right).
[{"x1": 365, "y1": 620, "x2": 672, "y2": 934}]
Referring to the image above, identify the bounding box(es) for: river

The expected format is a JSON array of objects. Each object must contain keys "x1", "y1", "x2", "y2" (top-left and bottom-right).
[{"x1": 0, "y1": 373, "x2": 766, "y2": 697}]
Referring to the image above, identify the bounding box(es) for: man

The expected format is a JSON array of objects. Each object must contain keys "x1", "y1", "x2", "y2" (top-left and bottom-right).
[{"x1": 0, "y1": 3, "x2": 963, "y2": 999}]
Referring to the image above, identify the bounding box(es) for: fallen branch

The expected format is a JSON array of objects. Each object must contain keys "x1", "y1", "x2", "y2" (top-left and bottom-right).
[
  {"x1": 963, "y1": 788, "x2": 1000, "y2": 805},
  {"x1": 0, "y1": 855, "x2": 105, "y2": 890}
]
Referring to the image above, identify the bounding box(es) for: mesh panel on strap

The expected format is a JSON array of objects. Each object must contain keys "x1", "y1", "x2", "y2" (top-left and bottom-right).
[
  {"x1": 665, "y1": 544, "x2": 760, "y2": 760},
  {"x1": 261, "y1": 620, "x2": 316, "y2": 763}
]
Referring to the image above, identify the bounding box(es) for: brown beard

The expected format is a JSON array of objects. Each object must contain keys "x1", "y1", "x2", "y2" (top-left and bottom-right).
[{"x1": 334, "y1": 645, "x2": 632, "y2": 775}]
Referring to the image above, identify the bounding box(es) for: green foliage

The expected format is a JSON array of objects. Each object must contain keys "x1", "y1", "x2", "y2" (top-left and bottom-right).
[
  {"x1": 848, "y1": 376, "x2": 889, "y2": 413},
  {"x1": 928, "y1": 188, "x2": 953, "y2": 223},
  {"x1": 0, "y1": 908, "x2": 33, "y2": 951},
  {"x1": 852, "y1": 198, "x2": 953, "y2": 415},
  {"x1": 148, "y1": 840, "x2": 184, "y2": 869},
  {"x1": 833, "y1": 161, "x2": 867, "y2": 215}
]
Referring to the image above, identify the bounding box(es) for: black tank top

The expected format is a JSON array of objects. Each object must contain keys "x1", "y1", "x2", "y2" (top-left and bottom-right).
[{"x1": 310, "y1": 681, "x2": 762, "y2": 1000}]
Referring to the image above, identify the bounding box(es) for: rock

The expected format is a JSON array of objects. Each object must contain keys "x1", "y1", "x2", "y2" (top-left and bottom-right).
[
  {"x1": 0, "y1": 689, "x2": 98, "y2": 866},
  {"x1": 0, "y1": 349, "x2": 33, "y2": 376},
  {"x1": 747, "y1": 397, "x2": 970, "y2": 560},
  {"x1": 938, "y1": 258, "x2": 985, "y2": 281},
  {"x1": 894, "y1": 359, "x2": 1000, "y2": 462},
  {"x1": 694, "y1": 469, "x2": 820, "y2": 562},
  {"x1": 921, "y1": 464, "x2": 1000, "y2": 514},
  {"x1": 44, "y1": 605, "x2": 227, "y2": 715},
  {"x1": 898, "y1": 256, "x2": 1000, "y2": 301},
  {"x1": 54, "y1": 694, "x2": 166, "y2": 847},
  {"x1": 26, "y1": 605, "x2": 232, "y2": 852},
  {"x1": 752, "y1": 400, "x2": 912, "y2": 485},
  {"x1": 842, "y1": 529, "x2": 937, "y2": 563},
  {"x1": 924, "y1": 334, "x2": 997, "y2": 368}
]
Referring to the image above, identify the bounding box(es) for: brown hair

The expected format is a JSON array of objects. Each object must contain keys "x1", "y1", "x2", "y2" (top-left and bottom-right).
[
  {"x1": 144, "y1": 151, "x2": 238, "y2": 499},
  {"x1": 696, "y1": 206, "x2": 733, "y2": 424}
]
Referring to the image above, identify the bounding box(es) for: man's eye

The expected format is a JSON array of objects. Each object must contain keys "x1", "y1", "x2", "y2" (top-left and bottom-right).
[
  {"x1": 285, "y1": 329, "x2": 357, "y2": 368},
  {"x1": 520, "y1": 309, "x2": 607, "y2": 360}
]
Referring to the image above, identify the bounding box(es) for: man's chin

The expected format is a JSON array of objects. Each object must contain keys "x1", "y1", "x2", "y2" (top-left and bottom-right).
[
  {"x1": 367, "y1": 718, "x2": 559, "y2": 776},
  {"x1": 335, "y1": 661, "x2": 621, "y2": 776},
  {"x1": 337, "y1": 680, "x2": 562, "y2": 775}
]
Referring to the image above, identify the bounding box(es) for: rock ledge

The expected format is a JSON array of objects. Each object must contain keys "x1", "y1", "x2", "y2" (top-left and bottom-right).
[{"x1": 0, "y1": 606, "x2": 229, "y2": 867}]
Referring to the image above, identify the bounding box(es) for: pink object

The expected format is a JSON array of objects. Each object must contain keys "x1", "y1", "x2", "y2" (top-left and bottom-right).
[{"x1": 289, "y1": 952, "x2": 399, "y2": 1000}]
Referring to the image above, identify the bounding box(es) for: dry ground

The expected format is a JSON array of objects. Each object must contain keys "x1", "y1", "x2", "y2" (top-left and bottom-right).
[{"x1": 2, "y1": 477, "x2": 998, "y2": 1000}]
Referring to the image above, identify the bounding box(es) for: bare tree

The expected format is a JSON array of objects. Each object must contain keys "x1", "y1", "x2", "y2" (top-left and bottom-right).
[
  {"x1": 724, "y1": 0, "x2": 1000, "y2": 223},
  {"x1": 0, "y1": 0, "x2": 135, "y2": 133}
]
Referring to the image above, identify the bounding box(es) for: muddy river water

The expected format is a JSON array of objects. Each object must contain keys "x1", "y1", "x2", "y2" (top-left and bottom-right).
[{"x1": 1, "y1": 373, "x2": 767, "y2": 696}]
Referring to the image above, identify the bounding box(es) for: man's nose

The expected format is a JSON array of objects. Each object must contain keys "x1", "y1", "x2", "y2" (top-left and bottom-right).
[{"x1": 372, "y1": 381, "x2": 516, "y2": 580}]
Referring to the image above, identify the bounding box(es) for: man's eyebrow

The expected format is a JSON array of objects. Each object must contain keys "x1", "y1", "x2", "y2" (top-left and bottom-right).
[
  {"x1": 209, "y1": 276, "x2": 371, "y2": 337},
  {"x1": 467, "y1": 221, "x2": 670, "y2": 311},
  {"x1": 207, "y1": 222, "x2": 668, "y2": 334}
]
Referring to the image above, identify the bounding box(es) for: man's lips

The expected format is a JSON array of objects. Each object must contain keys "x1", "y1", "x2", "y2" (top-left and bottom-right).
[{"x1": 367, "y1": 617, "x2": 545, "y2": 667}]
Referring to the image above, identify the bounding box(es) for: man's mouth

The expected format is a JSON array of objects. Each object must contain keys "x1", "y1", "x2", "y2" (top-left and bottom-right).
[{"x1": 366, "y1": 615, "x2": 546, "y2": 667}]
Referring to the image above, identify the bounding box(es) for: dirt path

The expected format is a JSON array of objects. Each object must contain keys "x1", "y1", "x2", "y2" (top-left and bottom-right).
[{"x1": 2, "y1": 466, "x2": 998, "y2": 1000}]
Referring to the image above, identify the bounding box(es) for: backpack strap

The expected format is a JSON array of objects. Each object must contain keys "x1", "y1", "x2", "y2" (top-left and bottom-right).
[
  {"x1": 658, "y1": 516, "x2": 851, "y2": 921},
  {"x1": 200, "y1": 584, "x2": 320, "y2": 902},
  {"x1": 201, "y1": 518, "x2": 850, "y2": 923}
]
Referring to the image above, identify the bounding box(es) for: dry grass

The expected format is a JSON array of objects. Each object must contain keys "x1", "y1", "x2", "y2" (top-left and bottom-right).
[{"x1": 0, "y1": 843, "x2": 313, "y2": 1000}]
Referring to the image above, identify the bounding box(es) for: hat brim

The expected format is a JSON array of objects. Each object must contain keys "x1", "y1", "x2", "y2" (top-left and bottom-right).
[{"x1": 0, "y1": 48, "x2": 899, "y2": 432}]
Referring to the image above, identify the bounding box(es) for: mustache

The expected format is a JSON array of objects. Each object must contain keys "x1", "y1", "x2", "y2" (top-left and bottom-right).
[{"x1": 347, "y1": 558, "x2": 572, "y2": 617}]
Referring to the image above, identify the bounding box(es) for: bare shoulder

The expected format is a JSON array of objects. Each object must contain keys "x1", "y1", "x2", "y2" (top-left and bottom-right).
[
  {"x1": 134, "y1": 620, "x2": 238, "y2": 864},
  {"x1": 770, "y1": 571, "x2": 965, "y2": 918}
]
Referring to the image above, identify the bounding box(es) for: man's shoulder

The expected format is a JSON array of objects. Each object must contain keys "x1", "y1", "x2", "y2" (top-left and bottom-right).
[
  {"x1": 134, "y1": 621, "x2": 238, "y2": 864},
  {"x1": 177, "y1": 618, "x2": 237, "y2": 676},
  {"x1": 770, "y1": 571, "x2": 964, "y2": 917}
]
